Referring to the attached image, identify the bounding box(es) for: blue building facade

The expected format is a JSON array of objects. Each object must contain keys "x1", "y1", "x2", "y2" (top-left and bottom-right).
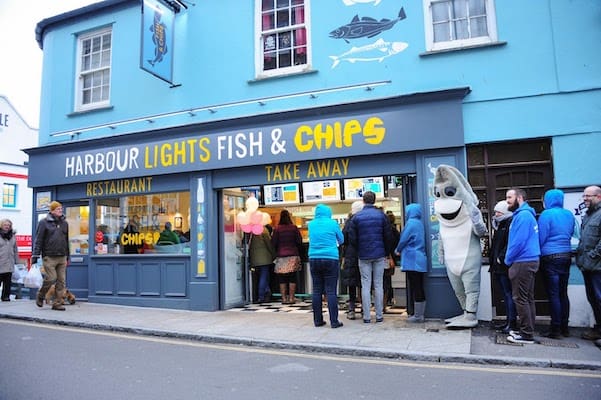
[{"x1": 28, "y1": 0, "x2": 600, "y2": 323}]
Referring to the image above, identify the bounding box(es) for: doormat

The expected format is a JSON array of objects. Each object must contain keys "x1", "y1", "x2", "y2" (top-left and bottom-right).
[
  {"x1": 537, "y1": 338, "x2": 579, "y2": 348},
  {"x1": 495, "y1": 334, "x2": 579, "y2": 348},
  {"x1": 495, "y1": 334, "x2": 524, "y2": 346}
]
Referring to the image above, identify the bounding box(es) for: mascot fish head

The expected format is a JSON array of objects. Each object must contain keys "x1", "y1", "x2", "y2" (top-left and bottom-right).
[{"x1": 432, "y1": 165, "x2": 479, "y2": 226}]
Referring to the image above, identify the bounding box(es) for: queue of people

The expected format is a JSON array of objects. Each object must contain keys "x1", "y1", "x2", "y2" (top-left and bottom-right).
[{"x1": 1, "y1": 186, "x2": 599, "y2": 349}]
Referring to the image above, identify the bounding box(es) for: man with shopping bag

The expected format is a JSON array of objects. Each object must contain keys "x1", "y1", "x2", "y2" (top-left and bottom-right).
[{"x1": 31, "y1": 201, "x2": 69, "y2": 311}]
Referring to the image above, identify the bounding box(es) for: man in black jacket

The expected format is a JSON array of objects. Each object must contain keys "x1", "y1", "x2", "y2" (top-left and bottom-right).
[{"x1": 32, "y1": 201, "x2": 69, "y2": 311}]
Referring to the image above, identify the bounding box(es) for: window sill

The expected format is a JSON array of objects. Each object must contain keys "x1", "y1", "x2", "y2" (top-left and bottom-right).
[
  {"x1": 248, "y1": 68, "x2": 318, "y2": 84},
  {"x1": 420, "y1": 41, "x2": 507, "y2": 57},
  {"x1": 68, "y1": 105, "x2": 114, "y2": 117}
]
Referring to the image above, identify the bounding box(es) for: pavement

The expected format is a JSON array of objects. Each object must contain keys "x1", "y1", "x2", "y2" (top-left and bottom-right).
[{"x1": 1, "y1": 297, "x2": 601, "y2": 372}]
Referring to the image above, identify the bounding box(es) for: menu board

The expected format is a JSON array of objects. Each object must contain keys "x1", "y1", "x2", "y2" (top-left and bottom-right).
[
  {"x1": 302, "y1": 180, "x2": 341, "y2": 203},
  {"x1": 264, "y1": 183, "x2": 300, "y2": 205},
  {"x1": 343, "y1": 177, "x2": 385, "y2": 200}
]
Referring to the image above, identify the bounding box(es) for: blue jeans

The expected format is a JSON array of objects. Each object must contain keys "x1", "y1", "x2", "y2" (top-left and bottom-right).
[
  {"x1": 310, "y1": 258, "x2": 340, "y2": 326},
  {"x1": 582, "y1": 270, "x2": 601, "y2": 330},
  {"x1": 256, "y1": 264, "x2": 271, "y2": 302},
  {"x1": 493, "y1": 273, "x2": 517, "y2": 323},
  {"x1": 541, "y1": 255, "x2": 571, "y2": 329},
  {"x1": 359, "y1": 257, "x2": 386, "y2": 321}
]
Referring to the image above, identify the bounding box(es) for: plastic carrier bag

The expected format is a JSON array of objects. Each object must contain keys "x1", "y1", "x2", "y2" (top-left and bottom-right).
[
  {"x1": 23, "y1": 265, "x2": 43, "y2": 289},
  {"x1": 11, "y1": 264, "x2": 28, "y2": 284}
]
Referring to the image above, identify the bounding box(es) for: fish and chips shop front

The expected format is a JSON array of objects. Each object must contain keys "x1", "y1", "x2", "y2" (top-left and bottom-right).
[{"x1": 25, "y1": 89, "x2": 469, "y2": 316}]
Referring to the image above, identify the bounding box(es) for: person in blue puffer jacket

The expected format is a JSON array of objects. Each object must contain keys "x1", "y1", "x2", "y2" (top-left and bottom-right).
[
  {"x1": 538, "y1": 189, "x2": 576, "y2": 338},
  {"x1": 308, "y1": 203, "x2": 344, "y2": 328},
  {"x1": 395, "y1": 203, "x2": 427, "y2": 323}
]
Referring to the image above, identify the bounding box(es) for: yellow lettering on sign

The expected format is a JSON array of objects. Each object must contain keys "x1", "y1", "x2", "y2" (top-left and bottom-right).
[
  {"x1": 86, "y1": 177, "x2": 153, "y2": 197},
  {"x1": 306, "y1": 158, "x2": 349, "y2": 179},
  {"x1": 144, "y1": 138, "x2": 212, "y2": 169},
  {"x1": 294, "y1": 117, "x2": 385, "y2": 152},
  {"x1": 264, "y1": 163, "x2": 301, "y2": 182}
]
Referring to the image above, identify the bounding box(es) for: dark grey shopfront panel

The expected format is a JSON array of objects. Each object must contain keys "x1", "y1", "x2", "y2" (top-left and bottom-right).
[{"x1": 89, "y1": 256, "x2": 190, "y2": 308}]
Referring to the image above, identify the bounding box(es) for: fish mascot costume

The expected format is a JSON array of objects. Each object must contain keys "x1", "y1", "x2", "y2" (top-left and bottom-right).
[{"x1": 433, "y1": 165, "x2": 487, "y2": 329}]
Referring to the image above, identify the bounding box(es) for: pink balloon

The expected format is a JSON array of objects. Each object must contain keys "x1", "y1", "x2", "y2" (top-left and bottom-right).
[
  {"x1": 241, "y1": 224, "x2": 252, "y2": 233},
  {"x1": 250, "y1": 211, "x2": 263, "y2": 225},
  {"x1": 251, "y1": 224, "x2": 264, "y2": 235}
]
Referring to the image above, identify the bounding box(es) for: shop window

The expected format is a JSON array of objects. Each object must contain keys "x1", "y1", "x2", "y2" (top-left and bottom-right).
[
  {"x1": 2, "y1": 183, "x2": 17, "y2": 208},
  {"x1": 93, "y1": 192, "x2": 191, "y2": 255},
  {"x1": 256, "y1": 0, "x2": 311, "y2": 78},
  {"x1": 75, "y1": 27, "x2": 112, "y2": 112},
  {"x1": 423, "y1": 0, "x2": 498, "y2": 52}
]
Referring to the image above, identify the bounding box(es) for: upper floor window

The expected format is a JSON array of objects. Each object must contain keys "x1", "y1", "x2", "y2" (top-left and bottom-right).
[
  {"x1": 423, "y1": 0, "x2": 497, "y2": 52},
  {"x1": 75, "y1": 27, "x2": 112, "y2": 111},
  {"x1": 255, "y1": 0, "x2": 311, "y2": 78},
  {"x1": 2, "y1": 183, "x2": 17, "y2": 208}
]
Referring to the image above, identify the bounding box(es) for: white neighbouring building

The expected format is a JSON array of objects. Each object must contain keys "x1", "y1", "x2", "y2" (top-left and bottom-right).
[{"x1": 0, "y1": 95, "x2": 38, "y2": 264}]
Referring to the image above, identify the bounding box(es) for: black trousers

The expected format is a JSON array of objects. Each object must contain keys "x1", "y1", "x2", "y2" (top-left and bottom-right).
[
  {"x1": 406, "y1": 271, "x2": 426, "y2": 302},
  {"x1": 0, "y1": 272, "x2": 12, "y2": 300}
]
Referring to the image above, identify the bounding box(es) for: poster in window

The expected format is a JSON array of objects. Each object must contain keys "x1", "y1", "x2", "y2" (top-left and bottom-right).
[
  {"x1": 343, "y1": 177, "x2": 384, "y2": 200},
  {"x1": 302, "y1": 180, "x2": 341, "y2": 203},
  {"x1": 264, "y1": 183, "x2": 300, "y2": 205},
  {"x1": 241, "y1": 186, "x2": 263, "y2": 205},
  {"x1": 36, "y1": 191, "x2": 52, "y2": 212}
]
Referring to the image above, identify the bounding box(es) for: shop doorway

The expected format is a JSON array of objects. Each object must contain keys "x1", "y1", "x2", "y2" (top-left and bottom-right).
[
  {"x1": 63, "y1": 203, "x2": 90, "y2": 300},
  {"x1": 221, "y1": 191, "x2": 249, "y2": 308},
  {"x1": 219, "y1": 174, "x2": 417, "y2": 309}
]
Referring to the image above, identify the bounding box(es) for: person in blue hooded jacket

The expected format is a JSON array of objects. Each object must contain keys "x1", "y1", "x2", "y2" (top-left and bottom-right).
[
  {"x1": 538, "y1": 189, "x2": 576, "y2": 338},
  {"x1": 505, "y1": 188, "x2": 541, "y2": 344},
  {"x1": 308, "y1": 204, "x2": 344, "y2": 328},
  {"x1": 395, "y1": 204, "x2": 428, "y2": 322}
]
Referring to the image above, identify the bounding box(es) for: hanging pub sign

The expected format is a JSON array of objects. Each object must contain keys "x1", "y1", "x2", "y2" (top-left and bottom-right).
[{"x1": 141, "y1": 0, "x2": 175, "y2": 84}]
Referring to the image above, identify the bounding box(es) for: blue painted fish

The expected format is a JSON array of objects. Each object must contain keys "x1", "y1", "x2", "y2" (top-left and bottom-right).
[
  {"x1": 329, "y1": 38, "x2": 408, "y2": 68},
  {"x1": 147, "y1": 9, "x2": 168, "y2": 67},
  {"x1": 329, "y1": 7, "x2": 406, "y2": 43},
  {"x1": 342, "y1": 0, "x2": 382, "y2": 6}
]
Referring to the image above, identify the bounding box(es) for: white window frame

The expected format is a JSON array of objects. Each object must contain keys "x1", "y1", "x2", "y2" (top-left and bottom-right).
[
  {"x1": 74, "y1": 27, "x2": 112, "y2": 112},
  {"x1": 2, "y1": 183, "x2": 17, "y2": 208},
  {"x1": 254, "y1": 0, "x2": 312, "y2": 79},
  {"x1": 423, "y1": 0, "x2": 498, "y2": 52}
]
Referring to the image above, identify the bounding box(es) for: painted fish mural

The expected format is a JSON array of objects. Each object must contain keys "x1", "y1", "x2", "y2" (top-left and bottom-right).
[
  {"x1": 342, "y1": 0, "x2": 382, "y2": 6},
  {"x1": 329, "y1": 7, "x2": 406, "y2": 42},
  {"x1": 329, "y1": 38, "x2": 408, "y2": 68},
  {"x1": 147, "y1": 9, "x2": 168, "y2": 67}
]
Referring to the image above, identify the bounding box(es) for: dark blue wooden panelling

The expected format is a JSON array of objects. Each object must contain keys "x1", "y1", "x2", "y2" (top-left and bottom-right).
[
  {"x1": 163, "y1": 261, "x2": 187, "y2": 297},
  {"x1": 139, "y1": 261, "x2": 161, "y2": 296},
  {"x1": 94, "y1": 261, "x2": 115, "y2": 295},
  {"x1": 116, "y1": 261, "x2": 137, "y2": 296}
]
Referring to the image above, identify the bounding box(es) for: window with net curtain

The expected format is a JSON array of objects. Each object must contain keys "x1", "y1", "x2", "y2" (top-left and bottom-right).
[
  {"x1": 425, "y1": 0, "x2": 497, "y2": 52},
  {"x1": 260, "y1": 0, "x2": 308, "y2": 73}
]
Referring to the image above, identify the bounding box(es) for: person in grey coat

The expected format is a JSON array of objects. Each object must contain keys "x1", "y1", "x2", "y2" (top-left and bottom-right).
[
  {"x1": 577, "y1": 185, "x2": 601, "y2": 345},
  {"x1": 0, "y1": 219, "x2": 19, "y2": 301}
]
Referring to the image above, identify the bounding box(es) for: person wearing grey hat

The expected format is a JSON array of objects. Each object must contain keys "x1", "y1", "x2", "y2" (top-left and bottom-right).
[{"x1": 489, "y1": 200, "x2": 517, "y2": 334}]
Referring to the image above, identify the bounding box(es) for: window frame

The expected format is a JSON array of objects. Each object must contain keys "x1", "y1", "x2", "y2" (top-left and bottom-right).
[
  {"x1": 254, "y1": 0, "x2": 312, "y2": 79},
  {"x1": 2, "y1": 183, "x2": 17, "y2": 208},
  {"x1": 74, "y1": 27, "x2": 112, "y2": 112},
  {"x1": 423, "y1": 0, "x2": 498, "y2": 52}
]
